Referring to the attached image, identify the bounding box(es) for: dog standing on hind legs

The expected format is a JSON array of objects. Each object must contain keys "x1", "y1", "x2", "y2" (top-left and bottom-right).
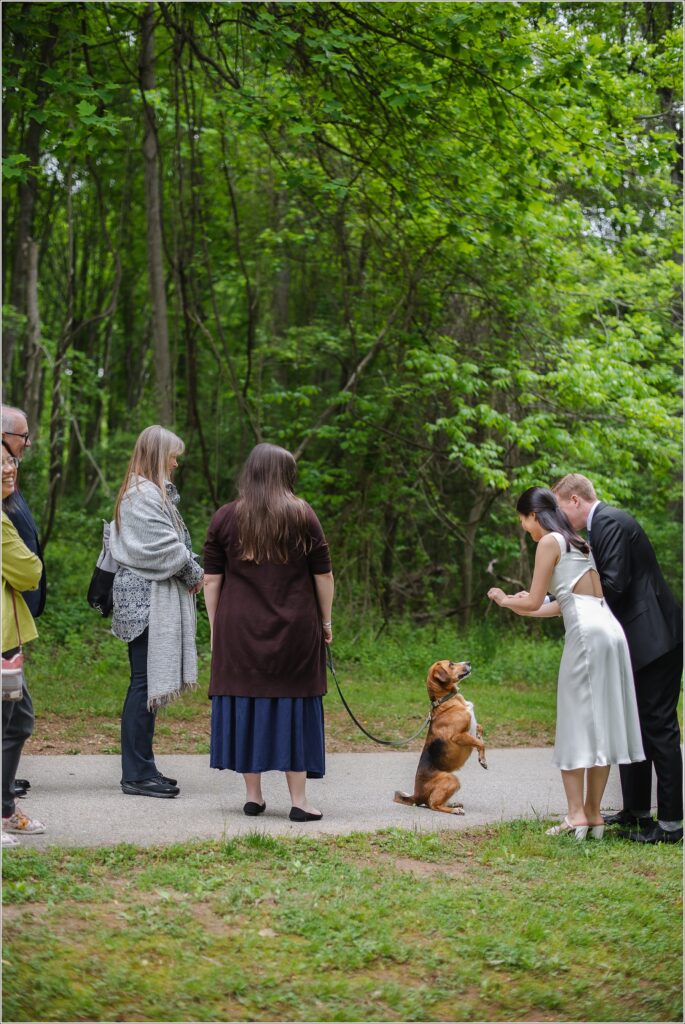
[{"x1": 394, "y1": 660, "x2": 487, "y2": 814}]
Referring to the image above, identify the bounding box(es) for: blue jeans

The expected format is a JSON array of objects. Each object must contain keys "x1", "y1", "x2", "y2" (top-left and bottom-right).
[{"x1": 120, "y1": 629, "x2": 157, "y2": 783}]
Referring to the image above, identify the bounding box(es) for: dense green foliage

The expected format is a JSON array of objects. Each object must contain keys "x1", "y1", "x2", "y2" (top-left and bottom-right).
[{"x1": 3, "y1": 2, "x2": 682, "y2": 622}]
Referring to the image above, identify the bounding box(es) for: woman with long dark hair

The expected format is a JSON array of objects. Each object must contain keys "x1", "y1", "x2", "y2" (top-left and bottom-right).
[
  {"x1": 488, "y1": 486, "x2": 644, "y2": 839},
  {"x1": 204, "y1": 443, "x2": 334, "y2": 821}
]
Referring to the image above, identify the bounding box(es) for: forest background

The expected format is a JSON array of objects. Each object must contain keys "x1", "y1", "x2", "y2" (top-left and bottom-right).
[
  {"x1": 3, "y1": 9, "x2": 683, "y2": 1021},
  {"x1": 2, "y1": 1, "x2": 682, "y2": 692}
]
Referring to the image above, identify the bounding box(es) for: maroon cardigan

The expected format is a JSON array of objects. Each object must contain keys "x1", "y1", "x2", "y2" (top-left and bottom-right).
[{"x1": 204, "y1": 501, "x2": 332, "y2": 699}]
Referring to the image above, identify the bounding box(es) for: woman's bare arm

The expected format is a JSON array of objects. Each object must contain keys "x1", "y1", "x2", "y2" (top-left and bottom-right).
[
  {"x1": 514, "y1": 594, "x2": 561, "y2": 618},
  {"x1": 488, "y1": 535, "x2": 559, "y2": 614},
  {"x1": 203, "y1": 573, "x2": 223, "y2": 645},
  {"x1": 488, "y1": 590, "x2": 561, "y2": 617},
  {"x1": 314, "y1": 571, "x2": 334, "y2": 644}
]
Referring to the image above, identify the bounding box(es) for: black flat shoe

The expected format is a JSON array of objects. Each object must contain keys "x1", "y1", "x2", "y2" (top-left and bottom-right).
[
  {"x1": 289, "y1": 807, "x2": 323, "y2": 822},
  {"x1": 243, "y1": 801, "x2": 266, "y2": 816},
  {"x1": 14, "y1": 778, "x2": 30, "y2": 792},
  {"x1": 121, "y1": 778, "x2": 179, "y2": 798}
]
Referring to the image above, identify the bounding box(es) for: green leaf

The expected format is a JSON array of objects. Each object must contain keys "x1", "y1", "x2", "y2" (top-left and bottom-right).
[{"x1": 76, "y1": 99, "x2": 97, "y2": 119}]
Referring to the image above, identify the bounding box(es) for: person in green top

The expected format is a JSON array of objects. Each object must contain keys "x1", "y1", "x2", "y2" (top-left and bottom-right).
[{"x1": 1, "y1": 440, "x2": 45, "y2": 846}]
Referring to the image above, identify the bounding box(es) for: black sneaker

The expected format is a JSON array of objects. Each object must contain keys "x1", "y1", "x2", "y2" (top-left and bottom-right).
[
  {"x1": 154, "y1": 771, "x2": 178, "y2": 787},
  {"x1": 121, "y1": 778, "x2": 179, "y2": 798}
]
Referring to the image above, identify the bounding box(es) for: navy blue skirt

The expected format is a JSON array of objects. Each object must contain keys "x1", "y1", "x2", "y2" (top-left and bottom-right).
[{"x1": 210, "y1": 696, "x2": 325, "y2": 778}]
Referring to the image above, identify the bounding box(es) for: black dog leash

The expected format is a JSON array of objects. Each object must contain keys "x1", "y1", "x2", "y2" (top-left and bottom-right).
[{"x1": 326, "y1": 648, "x2": 432, "y2": 748}]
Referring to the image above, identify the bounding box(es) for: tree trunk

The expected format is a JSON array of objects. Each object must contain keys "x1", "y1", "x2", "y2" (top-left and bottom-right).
[
  {"x1": 461, "y1": 488, "x2": 489, "y2": 627},
  {"x1": 380, "y1": 503, "x2": 398, "y2": 618},
  {"x1": 2, "y1": 23, "x2": 58, "y2": 388},
  {"x1": 42, "y1": 165, "x2": 75, "y2": 548},
  {"x1": 23, "y1": 238, "x2": 42, "y2": 431},
  {"x1": 140, "y1": 3, "x2": 173, "y2": 424}
]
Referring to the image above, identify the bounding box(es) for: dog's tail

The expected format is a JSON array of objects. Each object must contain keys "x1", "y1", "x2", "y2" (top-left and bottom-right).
[{"x1": 393, "y1": 790, "x2": 417, "y2": 806}]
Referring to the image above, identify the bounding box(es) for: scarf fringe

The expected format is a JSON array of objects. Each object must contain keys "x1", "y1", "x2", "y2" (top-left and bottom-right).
[{"x1": 147, "y1": 679, "x2": 198, "y2": 713}]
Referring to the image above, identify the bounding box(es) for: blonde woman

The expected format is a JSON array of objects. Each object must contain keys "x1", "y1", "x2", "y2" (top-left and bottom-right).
[{"x1": 109, "y1": 426, "x2": 204, "y2": 798}]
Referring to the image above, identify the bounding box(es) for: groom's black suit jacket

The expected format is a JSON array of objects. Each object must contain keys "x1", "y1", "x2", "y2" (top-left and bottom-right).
[{"x1": 590, "y1": 502, "x2": 682, "y2": 672}]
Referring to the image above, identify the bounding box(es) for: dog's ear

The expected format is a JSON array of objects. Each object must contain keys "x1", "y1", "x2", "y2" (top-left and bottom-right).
[{"x1": 432, "y1": 663, "x2": 451, "y2": 686}]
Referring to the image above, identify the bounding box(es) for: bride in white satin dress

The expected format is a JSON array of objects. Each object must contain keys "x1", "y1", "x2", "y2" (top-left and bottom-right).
[{"x1": 488, "y1": 486, "x2": 644, "y2": 840}]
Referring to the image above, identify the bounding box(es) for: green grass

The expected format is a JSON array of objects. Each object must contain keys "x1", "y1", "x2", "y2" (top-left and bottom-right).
[
  {"x1": 26, "y1": 600, "x2": 684, "y2": 752},
  {"x1": 3, "y1": 824, "x2": 682, "y2": 1022},
  {"x1": 27, "y1": 507, "x2": 563, "y2": 742},
  {"x1": 29, "y1": 507, "x2": 565, "y2": 747},
  {"x1": 329, "y1": 617, "x2": 562, "y2": 746},
  {"x1": 24, "y1": 514, "x2": 683, "y2": 750},
  {"x1": 27, "y1": 614, "x2": 562, "y2": 749}
]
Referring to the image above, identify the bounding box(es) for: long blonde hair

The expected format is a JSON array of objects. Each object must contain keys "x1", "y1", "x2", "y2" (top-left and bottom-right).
[{"x1": 114, "y1": 425, "x2": 184, "y2": 528}]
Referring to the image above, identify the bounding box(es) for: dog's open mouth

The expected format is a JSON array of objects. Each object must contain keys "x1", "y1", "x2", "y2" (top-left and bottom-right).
[{"x1": 457, "y1": 662, "x2": 471, "y2": 681}]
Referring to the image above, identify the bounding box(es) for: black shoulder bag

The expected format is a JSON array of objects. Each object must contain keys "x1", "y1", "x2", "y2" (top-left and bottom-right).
[{"x1": 87, "y1": 521, "x2": 119, "y2": 617}]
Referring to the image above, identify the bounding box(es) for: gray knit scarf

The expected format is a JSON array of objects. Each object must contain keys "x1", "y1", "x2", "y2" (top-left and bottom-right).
[{"x1": 110, "y1": 476, "x2": 199, "y2": 710}]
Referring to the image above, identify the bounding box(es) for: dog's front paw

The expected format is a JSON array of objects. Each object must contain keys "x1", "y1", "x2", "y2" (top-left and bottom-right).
[
  {"x1": 479, "y1": 756, "x2": 488, "y2": 770},
  {"x1": 451, "y1": 805, "x2": 465, "y2": 815}
]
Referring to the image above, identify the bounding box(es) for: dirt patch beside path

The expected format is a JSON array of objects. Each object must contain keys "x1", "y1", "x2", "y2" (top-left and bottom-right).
[{"x1": 25, "y1": 709, "x2": 553, "y2": 755}]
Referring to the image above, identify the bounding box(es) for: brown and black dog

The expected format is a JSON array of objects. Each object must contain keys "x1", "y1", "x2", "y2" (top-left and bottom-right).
[{"x1": 394, "y1": 660, "x2": 487, "y2": 814}]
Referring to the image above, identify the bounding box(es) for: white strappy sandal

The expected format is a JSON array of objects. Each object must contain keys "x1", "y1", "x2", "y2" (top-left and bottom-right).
[{"x1": 546, "y1": 816, "x2": 588, "y2": 840}]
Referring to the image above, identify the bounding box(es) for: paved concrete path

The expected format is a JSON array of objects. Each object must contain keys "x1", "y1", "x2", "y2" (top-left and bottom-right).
[{"x1": 12, "y1": 749, "x2": 644, "y2": 849}]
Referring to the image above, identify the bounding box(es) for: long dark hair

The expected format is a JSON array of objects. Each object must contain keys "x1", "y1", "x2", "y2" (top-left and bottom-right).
[
  {"x1": 516, "y1": 486, "x2": 589, "y2": 554},
  {"x1": 234, "y1": 443, "x2": 312, "y2": 563}
]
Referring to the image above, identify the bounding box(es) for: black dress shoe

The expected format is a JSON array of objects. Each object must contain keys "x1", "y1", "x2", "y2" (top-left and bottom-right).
[
  {"x1": 121, "y1": 777, "x2": 179, "y2": 798},
  {"x1": 154, "y1": 771, "x2": 178, "y2": 786},
  {"x1": 289, "y1": 807, "x2": 323, "y2": 822},
  {"x1": 12, "y1": 779, "x2": 30, "y2": 797},
  {"x1": 243, "y1": 801, "x2": 266, "y2": 816},
  {"x1": 603, "y1": 810, "x2": 653, "y2": 830},
  {"x1": 626, "y1": 823, "x2": 683, "y2": 845}
]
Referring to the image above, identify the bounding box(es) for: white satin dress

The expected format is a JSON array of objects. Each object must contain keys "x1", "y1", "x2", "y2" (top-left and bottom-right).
[{"x1": 549, "y1": 532, "x2": 645, "y2": 771}]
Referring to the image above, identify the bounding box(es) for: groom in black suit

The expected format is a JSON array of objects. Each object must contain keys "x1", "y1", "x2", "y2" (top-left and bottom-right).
[{"x1": 554, "y1": 473, "x2": 683, "y2": 844}]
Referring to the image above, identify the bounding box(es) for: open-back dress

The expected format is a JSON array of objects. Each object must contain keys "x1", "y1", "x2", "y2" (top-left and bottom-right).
[{"x1": 549, "y1": 531, "x2": 645, "y2": 771}]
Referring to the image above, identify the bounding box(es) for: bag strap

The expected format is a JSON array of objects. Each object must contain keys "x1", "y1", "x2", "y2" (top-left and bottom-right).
[{"x1": 10, "y1": 590, "x2": 23, "y2": 647}]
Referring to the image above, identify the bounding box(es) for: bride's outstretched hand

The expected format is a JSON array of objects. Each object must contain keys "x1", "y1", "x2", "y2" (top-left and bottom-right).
[{"x1": 487, "y1": 587, "x2": 507, "y2": 605}]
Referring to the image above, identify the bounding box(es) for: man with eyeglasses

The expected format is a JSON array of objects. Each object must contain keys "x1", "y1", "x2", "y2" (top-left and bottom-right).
[{"x1": 1, "y1": 405, "x2": 46, "y2": 803}]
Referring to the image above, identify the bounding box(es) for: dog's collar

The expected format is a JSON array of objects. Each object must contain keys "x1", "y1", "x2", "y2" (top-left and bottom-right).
[{"x1": 430, "y1": 685, "x2": 461, "y2": 710}]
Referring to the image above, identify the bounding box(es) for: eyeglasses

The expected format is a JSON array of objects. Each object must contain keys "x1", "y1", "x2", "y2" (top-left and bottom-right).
[
  {"x1": 3, "y1": 431, "x2": 30, "y2": 443},
  {"x1": 2, "y1": 456, "x2": 19, "y2": 471}
]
